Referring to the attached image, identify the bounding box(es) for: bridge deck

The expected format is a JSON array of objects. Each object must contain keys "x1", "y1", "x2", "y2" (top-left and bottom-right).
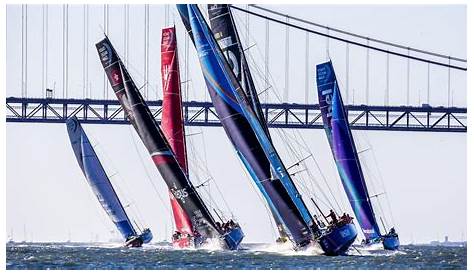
[{"x1": 6, "y1": 97, "x2": 467, "y2": 132}]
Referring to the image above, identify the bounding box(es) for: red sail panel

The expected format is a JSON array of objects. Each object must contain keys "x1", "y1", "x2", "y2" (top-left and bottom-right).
[{"x1": 161, "y1": 26, "x2": 193, "y2": 238}]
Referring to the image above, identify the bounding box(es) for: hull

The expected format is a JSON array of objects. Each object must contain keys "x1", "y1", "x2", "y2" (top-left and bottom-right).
[
  {"x1": 222, "y1": 226, "x2": 245, "y2": 250},
  {"x1": 318, "y1": 223, "x2": 358, "y2": 256},
  {"x1": 139, "y1": 229, "x2": 153, "y2": 244},
  {"x1": 125, "y1": 236, "x2": 144, "y2": 248},
  {"x1": 173, "y1": 237, "x2": 192, "y2": 248},
  {"x1": 383, "y1": 235, "x2": 400, "y2": 250}
]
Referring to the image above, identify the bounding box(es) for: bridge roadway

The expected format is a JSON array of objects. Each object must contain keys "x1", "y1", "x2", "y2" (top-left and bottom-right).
[{"x1": 6, "y1": 97, "x2": 467, "y2": 132}]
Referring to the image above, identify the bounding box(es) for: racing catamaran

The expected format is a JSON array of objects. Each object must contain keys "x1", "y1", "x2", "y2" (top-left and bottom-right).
[
  {"x1": 66, "y1": 116, "x2": 153, "y2": 247},
  {"x1": 178, "y1": 4, "x2": 358, "y2": 255},
  {"x1": 95, "y1": 36, "x2": 244, "y2": 250},
  {"x1": 316, "y1": 61, "x2": 399, "y2": 250}
]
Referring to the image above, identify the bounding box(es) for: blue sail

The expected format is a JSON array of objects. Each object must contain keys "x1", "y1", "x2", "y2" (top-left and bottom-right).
[
  {"x1": 185, "y1": 4, "x2": 316, "y2": 243},
  {"x1": 316, "y1": 61, "x2": 381, "y2": 241},
  {"x1": 66, "y1": 117, "x2": 137, "y2": 240}
]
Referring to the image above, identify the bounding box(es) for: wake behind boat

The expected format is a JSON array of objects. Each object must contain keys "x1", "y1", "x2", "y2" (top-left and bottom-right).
[{"x1": 66, "y1": 117, "x2": 153, "y2": 248}]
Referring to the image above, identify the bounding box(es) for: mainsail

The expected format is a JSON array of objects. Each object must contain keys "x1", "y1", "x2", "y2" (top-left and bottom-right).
[
  {"x1": 179, "y1": 4, "x2": 316, "y2": 246},
  {"x1": 66, "y1": 117, "x2": 137, "y2": 240},
  {"x1": 207, "y1": 4, "x2": 288, "y2": 240},
  {"x1": 316, "y1": 61, "x2": 381, "y2": 241},
  {"x1": 160, "y1": 26, "x2": 194, "y2": 237},
  {"x1": 95, "y1": 37, "x2": 220, "y2": 240}
]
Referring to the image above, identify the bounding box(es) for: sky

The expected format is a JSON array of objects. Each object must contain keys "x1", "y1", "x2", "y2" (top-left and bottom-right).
[{"x1": 5, "y1": 4, "x2": 467, "y2": 244}]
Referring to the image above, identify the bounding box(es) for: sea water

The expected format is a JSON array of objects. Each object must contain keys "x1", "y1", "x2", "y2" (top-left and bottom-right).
[{"x1": 5, "y1": 242, "x2": 466, "y2": 270}]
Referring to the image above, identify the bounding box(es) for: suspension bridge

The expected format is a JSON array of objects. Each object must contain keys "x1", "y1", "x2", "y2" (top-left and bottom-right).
[{"x1": 5, "y1": 4, "x2": 467, "y2": 132}]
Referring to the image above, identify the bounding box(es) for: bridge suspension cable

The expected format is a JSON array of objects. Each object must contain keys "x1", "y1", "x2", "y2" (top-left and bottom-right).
[{"x1": 230, "y1": 5, "x2": 467, "y2": 71}]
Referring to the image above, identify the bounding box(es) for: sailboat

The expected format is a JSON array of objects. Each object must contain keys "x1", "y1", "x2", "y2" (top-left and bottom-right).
[
  {"x1": 316, "y1": 61, "x2": 399, "y2": 250},
  {"x1": 160, "y1": 26, "x2": 194, "y2": 248},
  {"x1": 160, "y1": 26, "x2": 244, "y2": 249},
  {"x1": 178, "y1": 4, "x2": 357, "y2": 255},
  {"x1": 95, "y1": 36, "x2": 244, "y2": 250},
  {"x1": 207, "y1": 4, "x2": 288, "y2": 243},
  {"x1": 66, "y1": 116, "x2": 153, "y2": 247}
]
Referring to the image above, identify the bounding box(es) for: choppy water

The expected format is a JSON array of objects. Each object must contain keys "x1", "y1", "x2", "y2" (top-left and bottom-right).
[{"x1": 6, "y1": 242, "x2": 466, "y2": 270}]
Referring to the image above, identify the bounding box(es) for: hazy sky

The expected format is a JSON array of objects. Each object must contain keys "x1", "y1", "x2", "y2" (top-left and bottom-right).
[{"x1": 5, "y1": 4, "x2": 466, "y2": 244}]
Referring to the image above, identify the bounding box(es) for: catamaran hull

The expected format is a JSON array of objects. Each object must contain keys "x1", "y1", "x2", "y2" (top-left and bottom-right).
[
  {"x1": 382, "y1": 235, "x2": 400, "y2": 250},
  {"x1": 318, "y1": 223, "x2": 358, "y2": 256}
]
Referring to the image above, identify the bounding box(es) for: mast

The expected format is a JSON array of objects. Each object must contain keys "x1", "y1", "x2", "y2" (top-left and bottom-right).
[
  {"x1": 66, "y1": 117, "x2": 137, "y2": 240},
  {"x1": 95, "y1": 36, "x2": 220, "y2": 239},
  {"x1": 207, "y1": 4, "x2": 288, "y2": 240},
  {"x1": 160, "y1": 26, "x2": 194, "y2": 236},
  {"x1": 316, "y1": 61, "x2": 381, "y2": 241},
  {"x1": 178, "y1": 4, "x2": 317, "y2": 246}
]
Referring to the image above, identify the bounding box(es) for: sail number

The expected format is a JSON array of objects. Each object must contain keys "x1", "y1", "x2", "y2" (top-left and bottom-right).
[{"x1": 172, "y1": 188, "x2": 189, "y2": 203}]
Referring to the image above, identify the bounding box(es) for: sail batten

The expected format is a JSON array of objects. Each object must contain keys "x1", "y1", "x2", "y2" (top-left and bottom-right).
[{"x1": 316, "y1": 61, "x2": 381, "y2": 241}]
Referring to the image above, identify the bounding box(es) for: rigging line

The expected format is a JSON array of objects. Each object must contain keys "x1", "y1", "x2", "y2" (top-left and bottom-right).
[
  {"x1": 235, "y1": 9, "x2": 344, "y2": 216},
  {"x1": 357, "y1": 132, "x2": 394, "y2": 223},
  {"x1": 285, "y1": 128, "x2": 320, "y2": 202},
  {"x1": 371, "y1": 155, "x2": 396, "y2": 226},
  {"x1": 89, "y1": 137, "x2": 148, "y2": 229},
  {"x1": 230, "y1": 5, "x2": 467, "y2": 71},
  {"x1": 273, "y1": 128, "x2": 335, "y2": 212},
  {"x1": 232, "y1": 12, "x2": 285, "y2": 104},
  {"x1": 126, "y1": 125, "x2": 172, "y2": 224},
  {"x1": 354, "y1": 133, "x2": 389, "y2": 225},
  {"x1": 308, "y1": 153, "x2": 343, "y2": 212},
  {"x1": 359, "y1": 150, "x2": 389, "y2": 228},
  {"x1": 235, "y1": 10, "x2": 343, "y2": 212},
  {"x1": 275, "y1": 125, "x2": 341, "y2": 211},
  {"x1": 235, "y1": 149, "x2": 278, "y2": 238},
  {"x1": 189, "y1": 125, "x2": 234, "y2": 216},
  {"x1": 85, "y1": 132, "x2": 147, "y2": 229},
  {"x1": 361, "y1": 132, "x2": 396, "y2": 225},
  {"x1": 239, "y1": 4, "x2": 467, "y2": 64}
]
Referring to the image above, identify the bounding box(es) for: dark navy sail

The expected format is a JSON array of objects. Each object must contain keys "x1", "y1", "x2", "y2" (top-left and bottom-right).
[
  {"x1": 179, "y1": 4, "x2": 316, "y2": 246},
  {"x1": 66, "y1": 117, "x2": 136, "y2": 239},
  {"x1": 316, "y1": 61, "x2": 381, "y2": 241},
  {"x1": 95, "y1": 37, "x2": 221, "y2": 241},
  {"x1": 207, "y1": 4, "x2": 288, "y2": 239}
]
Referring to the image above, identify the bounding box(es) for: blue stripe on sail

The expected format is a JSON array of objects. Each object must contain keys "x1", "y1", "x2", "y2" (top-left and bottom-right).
[
  {"x1": 204, "y1": 74, "x2": 243, "y2": 114},
  {"x1": 67, "y1": 118, "x2": 136, "y2": 240},
  {"x1": 187, "y1": 4, "x2": 314, "y2": 228},
  {"x1": 316, "y1": 61, "x2": 381, "y2": 240}
]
